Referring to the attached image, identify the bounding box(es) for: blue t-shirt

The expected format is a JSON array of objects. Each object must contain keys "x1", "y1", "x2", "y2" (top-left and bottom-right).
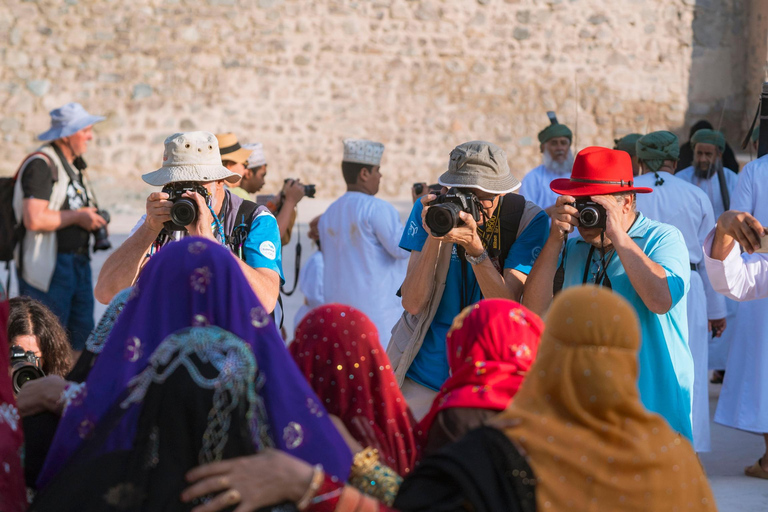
[
  {"x1": 561, "y1": 213, "x2": 693, "y2": 439},
  {"x1": 243, "y1": 211, "x2": 285, "y2": 284},
  {"x1": 399, "y1": 199, "x2": 548, "y2": 391}
]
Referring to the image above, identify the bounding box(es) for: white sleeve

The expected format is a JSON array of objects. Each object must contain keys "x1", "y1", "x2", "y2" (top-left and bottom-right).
[
  {"x1": 703, "y1": 228, "x2": 768, "y2": 301},
  {"x1": 371, "y1": 202, "x2": 410, "y2": 260},
  {"x1": 731, "y1": 164, "x2": 754, "y2": 214},
  {"x1": 298, "y1": 251, "x2": 324, "y2": 307},
  {"x1": 697, "y1": 199, "x2": 727, "y2": 318},
  {"x1": 128, "y1": 215, "x2": 147, "y2": 237}
]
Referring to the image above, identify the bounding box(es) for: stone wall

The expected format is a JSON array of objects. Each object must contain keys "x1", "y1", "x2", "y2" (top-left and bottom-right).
[{"x1": 0, "y1": 0, "x2": 764, "y2": 208}]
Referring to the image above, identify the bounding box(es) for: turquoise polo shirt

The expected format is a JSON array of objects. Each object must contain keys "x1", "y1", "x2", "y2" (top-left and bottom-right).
[{"x1": 561, "y1": 213, "x2": 693, "y2": 440}]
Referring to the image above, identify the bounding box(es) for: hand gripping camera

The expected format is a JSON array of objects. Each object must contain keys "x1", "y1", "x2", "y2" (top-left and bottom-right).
[
  {"x1": 92, "y1": 209, "x2": 112, "y2": 251},
  {"x1": 161, "y1": 182, "x2": 211, "y2": 231},
  {"x1": 10, "y1": 345, "x2": 44, "y2": 394},
  {"x1": 425, "y1": 188, "x2": 482, "y2": 237},
  {"x1": 574, "y1": 198, "x2": 606, "y2": 229},
  {"x1": 284, "y1": 178, "x2": 316, "y2": 199}
]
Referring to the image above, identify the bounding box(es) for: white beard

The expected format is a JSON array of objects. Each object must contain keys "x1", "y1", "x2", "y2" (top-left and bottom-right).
[{"x1": 543, "y1": 149, "x2": 574, "y2": 175}]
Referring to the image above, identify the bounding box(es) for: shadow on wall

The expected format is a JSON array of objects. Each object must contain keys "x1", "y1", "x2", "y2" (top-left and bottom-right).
[{"x1": 683, "y1": 0, "x2": 767, "y2": 160}]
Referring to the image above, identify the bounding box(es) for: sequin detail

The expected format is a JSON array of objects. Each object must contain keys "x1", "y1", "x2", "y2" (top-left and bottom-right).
[
  {"x1": 190, "y1": 267, "x2": 213, "y2": 293},
  {"x1": 250, "y1": 307, "x2": 270, "y2": 328},
  {"x1": 120, "y1": 326, "x2": 272, "y2": 462},
  {"x1": 283, "y1": 422, "x2": 305, "y2": 449},
  {"x1": 60, "y1": 382, "x2": 88, "y2": 414},
  {"x1": 0, "y1": 404, "x2": 20, "y2": 432},
  {"x1": 125, "y1": 337, "x2": 143, "y2": 363}
]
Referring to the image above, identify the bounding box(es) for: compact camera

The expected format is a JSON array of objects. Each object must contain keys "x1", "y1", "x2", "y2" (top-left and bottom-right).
[
  {"x1": 574, "y1": 198, "x2": 606, "y2": 229},
  {"x1": 284, "y1": 179, "x2": 316, "y2": 199},
  {"x1": 425, "y1": 188, "x2": 482, "y2": 237},
  {"x1": 10, "y1": 345, "x2": 44, "y2": 394},
  {"x1": 161, "y1": 182, "x2": 211, "y2": 231},
  {"x1": 92, "y1": 209, "x2": 112, "y2": 251}
]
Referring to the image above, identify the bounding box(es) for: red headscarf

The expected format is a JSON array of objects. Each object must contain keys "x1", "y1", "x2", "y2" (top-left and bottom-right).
[
  {"x1": 291, "y1": 304, "x2": 420, "y2": 475},
  {"x1": 0, "y1": 289, "x2": 27, "y2": 512},
  {"x1": 419, "y1": 299, "x2": 544, "y2": 439}
]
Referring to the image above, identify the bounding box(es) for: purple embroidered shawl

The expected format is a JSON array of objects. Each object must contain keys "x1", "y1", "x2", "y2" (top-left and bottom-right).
[{"x1": 38, "y1": 237, "x2": 351, "y2": 488}]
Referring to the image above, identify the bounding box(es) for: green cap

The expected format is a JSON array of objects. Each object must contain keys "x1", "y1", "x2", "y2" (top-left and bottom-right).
[
  {"x1": 613, "y1": 133, "x2": 643, "y2": 157},
  {"x1": 636, "y1": 131, "x2": 680, "y2": 173},
  {"x1": 691, "y1": 129, "x2": 725, "y2": 152},
  {"x1": 538, "y1": 124, "x2": 573, "y2": 144}
]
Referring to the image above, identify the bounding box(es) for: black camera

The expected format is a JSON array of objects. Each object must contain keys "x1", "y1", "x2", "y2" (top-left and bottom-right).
[
  {"x1": 161, "y1": 182, "x2": 210, "y2": 231},
  {"x1": 425, "y1": 188, "x2": 482, "y2": 237},
  {"x1": 93, "y1": 209, "x2": 111, "y2": 251},
  {"x1": 10, "y1": 345, "x2": 44, "y2": 394},
  {"x1": 575, "y1": 198, "x2": 606, "y2": 229},
  {"x1": 284, "y1": 179, "x2": 316, "y2": 199}
]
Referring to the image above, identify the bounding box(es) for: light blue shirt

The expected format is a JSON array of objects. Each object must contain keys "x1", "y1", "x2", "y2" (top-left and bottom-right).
[
  {"x1": 561, "y1": 213, "x2": 693, "y2": 439},
  {"x1": 400, "y1": 199, "x2": 549, "y2": 391}
]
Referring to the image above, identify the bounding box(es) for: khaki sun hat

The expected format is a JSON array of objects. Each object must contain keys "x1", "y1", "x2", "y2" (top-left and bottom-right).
[
  {"x1": 438, "y1": 141, "x2": 520, "y2": 194},
  {"x1": 215, "y1": 133, "x2": 253, "y2": 165},
  {"x1": 141, "y1": 132, "x2": 241, "y2": 186}
]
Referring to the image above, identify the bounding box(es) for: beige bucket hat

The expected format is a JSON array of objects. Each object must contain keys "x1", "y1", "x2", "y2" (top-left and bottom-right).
[
  {"x1": 142, "y1": 132, "x2": 241, "y2": 186},
  {"x1": 216, "y1": 133, "x2": 253, "y2": 165}
]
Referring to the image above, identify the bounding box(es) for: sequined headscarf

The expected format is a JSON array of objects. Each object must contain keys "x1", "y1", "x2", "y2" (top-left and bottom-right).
[
  {"x1": 497, "y1": 286, "x2": 715, "y2": 511},
  {"x1": 0, "y1": 286, "x2": 26, "y2": 512},
  {"x1": 419, "y1": 299, "x2": 543, "y2": 442},
  {"x1": 291, "y1": 304, "x2": 421, "y2": 476},
  {"x1": 38, "y1": 237, "x2": 352, "y2": 488}
]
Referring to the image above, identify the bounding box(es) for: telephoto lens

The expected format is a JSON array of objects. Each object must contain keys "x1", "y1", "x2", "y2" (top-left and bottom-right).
[{"x1": 304, "y1": 184, "x2": 316, "y2": 198}]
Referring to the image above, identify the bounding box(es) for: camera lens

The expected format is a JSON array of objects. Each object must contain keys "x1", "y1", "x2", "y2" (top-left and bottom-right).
[
  {"x1": 579, "y1": 206, "x2": 599, "y2": 228},
  {"x1": 304, "y1": 184, "x2": 316, "y2": 198},
  {"x1": 170, "y1": 198, "x2": 198, "y2": 227},
  {"x1": 12, "y1": 363, "x2": 44, "y2": 394},
  {"x1": 425, "y1": 203, "x2": 462, "y2": 237}
]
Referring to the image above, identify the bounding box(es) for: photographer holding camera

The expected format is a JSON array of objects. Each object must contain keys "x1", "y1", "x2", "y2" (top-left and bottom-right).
[
  {"x1": 388, "y1": 141, "x2": 547, "y2": 419},
  {"x1": 95, "y1": 132, "x2": 283, "y2": 312},
  {"x1": 11, "y1": 102, "x2": 108, "y2": 353},
  {"x1": 523, "y1": 146, "x2": 694, "y2": 440}
]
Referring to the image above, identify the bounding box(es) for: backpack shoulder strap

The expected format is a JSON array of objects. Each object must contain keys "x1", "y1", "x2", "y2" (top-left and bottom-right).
[
  {"x1": 499, "y1": 193, "x2": 527, "y2": 264},
  {"x1": 15, "y1": 151, "x2": 58, "y2": 183},
  {"x1": 234, "y1": 199, "x2": 259, "y2": 233}
]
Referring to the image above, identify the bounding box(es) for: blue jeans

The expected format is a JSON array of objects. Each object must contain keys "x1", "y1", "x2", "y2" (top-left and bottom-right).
[{"x1": 18, "y1": 253, "x2": 95, "y2": 351}]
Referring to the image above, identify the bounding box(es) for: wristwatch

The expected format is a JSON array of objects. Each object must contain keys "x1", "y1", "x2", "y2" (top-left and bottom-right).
[{"x1": 465, "y1": 249, "x2": 488, "y2": 265}]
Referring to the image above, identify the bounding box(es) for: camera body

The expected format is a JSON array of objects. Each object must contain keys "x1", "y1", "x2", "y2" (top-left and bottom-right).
[
  {"x1": 425, "y1": 188, "x2": 482, "y2": 237},
  {"x1": 161, "y1": 182, "x2": 210, "y2": 231},
  {"x1": 284, "y1": 178, "x2": 316, "y2": 199},
  {"x1": 574, "y1": 198, "x2": 606, "y2": 229},
  {"x1": 93, "y1": 209, "x2": 111, "y2": 251},
  {"x1": 10, "y1": 345, "x2": 44, "y2": 394}
]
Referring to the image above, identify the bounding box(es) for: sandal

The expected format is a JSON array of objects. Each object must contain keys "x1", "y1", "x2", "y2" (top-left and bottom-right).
[{"x1": 744, "y1": 459, "x2": 768, "y2": 479}]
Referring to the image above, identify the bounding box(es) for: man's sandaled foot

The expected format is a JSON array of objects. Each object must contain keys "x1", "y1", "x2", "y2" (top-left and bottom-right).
[{"x1": 744, "y1": 459, "x2": 768, "y2": 479}]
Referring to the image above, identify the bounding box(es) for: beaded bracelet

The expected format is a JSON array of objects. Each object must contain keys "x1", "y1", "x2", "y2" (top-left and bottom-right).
[{"x1": 297, "y1": 464, "x2": 325, "y2": 511}]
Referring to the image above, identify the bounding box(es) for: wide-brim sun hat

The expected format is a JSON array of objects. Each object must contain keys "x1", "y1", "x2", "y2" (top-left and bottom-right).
[
  {"x1": 142, "y1": 131, "x2": 241, "y2": 186},
  {"x1": 38, "y1": 102, "x2": 105, "y2": 141},
  {"x1": 438, "y1": 140, "x2": 520, "y2": 194},
  {"x1": 215, "y1": 133, "x2": 253, "y2": 165},
  {"x1": 550, "y1": 146, "x2": 653, "y2": 197}
]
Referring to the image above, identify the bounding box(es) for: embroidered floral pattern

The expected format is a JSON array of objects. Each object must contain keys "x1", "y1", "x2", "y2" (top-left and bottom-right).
[
  {"x1": 250, "y1": 306, "x2": 270, "y2": 328},
  {"x1": 188, "y1": 241, "x2": 208, "y2": 255},
  {"x1": 125, "y1": 337, "x2": 143, "y2": 363},
  {"x1": 86, "y1": 287, "x2": 132, "y2": 354},
  {"x1": 190, "y1": 267, "x2": 212, "y2": 293},
  {"x1": 283, "y1": 422, "x2": 304, "y2": 449},
  {"x1": 0, "y1": 403, "x2": 20, "y2": 432},
  {"x1": 60, "y1": 382, "x2": 87, "y2": 413}
]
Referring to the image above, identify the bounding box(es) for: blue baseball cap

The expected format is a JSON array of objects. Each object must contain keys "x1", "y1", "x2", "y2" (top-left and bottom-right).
[{"x1": 38, "y1": 102, "x2": 105, "y2": 141}]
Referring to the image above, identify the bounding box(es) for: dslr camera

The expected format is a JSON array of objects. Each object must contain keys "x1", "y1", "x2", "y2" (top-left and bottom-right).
[
  {"x1": 574, "y1": 198, "x2": 606, "y2": 229},
  {"x1": 161, "y1": 182, "x2": 211, "y2": 231},
  {"x1": 92, "y1": 209, "x2": 111, "y2": 251},
  {"x1": 284, "y1": 178, "x2": 316, "y2": 199},
  {"x1": 425, "y1": 188, "x2": 482, "y2": 237},
  {"x1": 10, "y1": 345, "x2": 44, "y2": 394}
]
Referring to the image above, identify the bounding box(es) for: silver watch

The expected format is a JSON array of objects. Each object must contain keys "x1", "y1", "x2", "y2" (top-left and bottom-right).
[{"x1": 465, "y1": 249, "x2": 488, "y2": 265}]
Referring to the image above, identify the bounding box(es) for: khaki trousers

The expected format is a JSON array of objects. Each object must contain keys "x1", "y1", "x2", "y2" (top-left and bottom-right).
[{"x1": 402, "y1": 377, "x2": 438, "y2": 421}]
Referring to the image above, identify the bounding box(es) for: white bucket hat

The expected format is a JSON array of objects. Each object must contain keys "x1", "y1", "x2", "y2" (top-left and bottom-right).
[
  {"x1": 38, "y1": 102, "x2": 105, "y2": 141},
  {"x1": 142, "y1": 132, "x2": 241, "y2": 186}
]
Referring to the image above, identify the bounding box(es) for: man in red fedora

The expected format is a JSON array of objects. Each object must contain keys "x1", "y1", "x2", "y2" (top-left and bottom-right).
[{"x1": 523, "y1": 146, "x2": 694, "y2": 441}]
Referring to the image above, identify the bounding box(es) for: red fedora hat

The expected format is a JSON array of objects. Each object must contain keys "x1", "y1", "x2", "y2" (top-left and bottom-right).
[{"x1": 550, "y1": 146, "x2": 653, "y2": 197}]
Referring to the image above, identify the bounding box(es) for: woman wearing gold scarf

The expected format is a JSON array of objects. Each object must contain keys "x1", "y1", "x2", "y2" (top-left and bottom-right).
[{"x1": 496, "y1": 285, "x2": 717, "y2": 511}]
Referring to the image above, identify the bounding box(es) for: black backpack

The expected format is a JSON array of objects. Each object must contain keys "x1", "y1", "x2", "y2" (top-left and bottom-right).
[{"x1": 0, "y1": 152, "x2": 57, "y2": 263}]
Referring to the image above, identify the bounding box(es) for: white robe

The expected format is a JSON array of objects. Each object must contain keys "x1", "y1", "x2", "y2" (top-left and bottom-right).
[
  {"x1": 708, "y1": 155, "x2": 768, "y2": 433},
  {"x1": 519, "y1": 164, "x2": 568, "y2": 210},
  {"x1": 318, "y1": 192, "x2": 409, "y2": 347},
  {"x1": 293, "y1": 250, "x2": 324, "y2": 332},
  {"x1": 635, "y1": 171, "x2": 725, "y2": 452},
  {"x1": 676, "y1": 165, "x2": 740, "y2": 368}
]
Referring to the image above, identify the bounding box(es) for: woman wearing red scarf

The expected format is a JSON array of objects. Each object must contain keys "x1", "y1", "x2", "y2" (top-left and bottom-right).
[
  {"x1": 0, "y1": 284, "x2": 27, "y2": 512},
  {"x1": 419, "y1": 299, "x2": 543, "y2": 455}
]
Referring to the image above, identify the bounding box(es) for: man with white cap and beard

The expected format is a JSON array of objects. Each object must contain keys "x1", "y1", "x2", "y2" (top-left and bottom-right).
[
  {"x1": 95, "y1": 132, "x2": 283, "y2": 312},
  {"x1": 519, "y1": 122, "x2": 574, "y2": 214},
  {"x1": 318, "y1": 139, "x2": 409, "y2": 346}
]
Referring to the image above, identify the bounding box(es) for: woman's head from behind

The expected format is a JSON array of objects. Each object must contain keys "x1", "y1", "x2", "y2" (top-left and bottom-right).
[{"x1": 8, "y1": 297, "x2": 72, "y2": 377}]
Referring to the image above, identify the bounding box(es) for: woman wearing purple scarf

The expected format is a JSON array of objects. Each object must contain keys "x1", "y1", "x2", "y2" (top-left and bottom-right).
[{"x1": 32, "y1": 237, "x2": 351, "y2": 511}]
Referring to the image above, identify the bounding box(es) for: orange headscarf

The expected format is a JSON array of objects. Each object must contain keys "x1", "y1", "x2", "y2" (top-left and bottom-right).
[{"x1": 497, "y1": 286, "x2": 715, "y2": 511}]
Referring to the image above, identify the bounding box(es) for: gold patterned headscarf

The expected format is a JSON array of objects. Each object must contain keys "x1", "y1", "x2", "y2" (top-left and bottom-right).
[{"x1": 496, "y1": 286, "x2": 715, "y2": 511}]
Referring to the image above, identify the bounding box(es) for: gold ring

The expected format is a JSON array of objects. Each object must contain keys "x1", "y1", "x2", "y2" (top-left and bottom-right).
[{"x1": 227, "y1": 489, "x2": 241, "y2": 504}]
